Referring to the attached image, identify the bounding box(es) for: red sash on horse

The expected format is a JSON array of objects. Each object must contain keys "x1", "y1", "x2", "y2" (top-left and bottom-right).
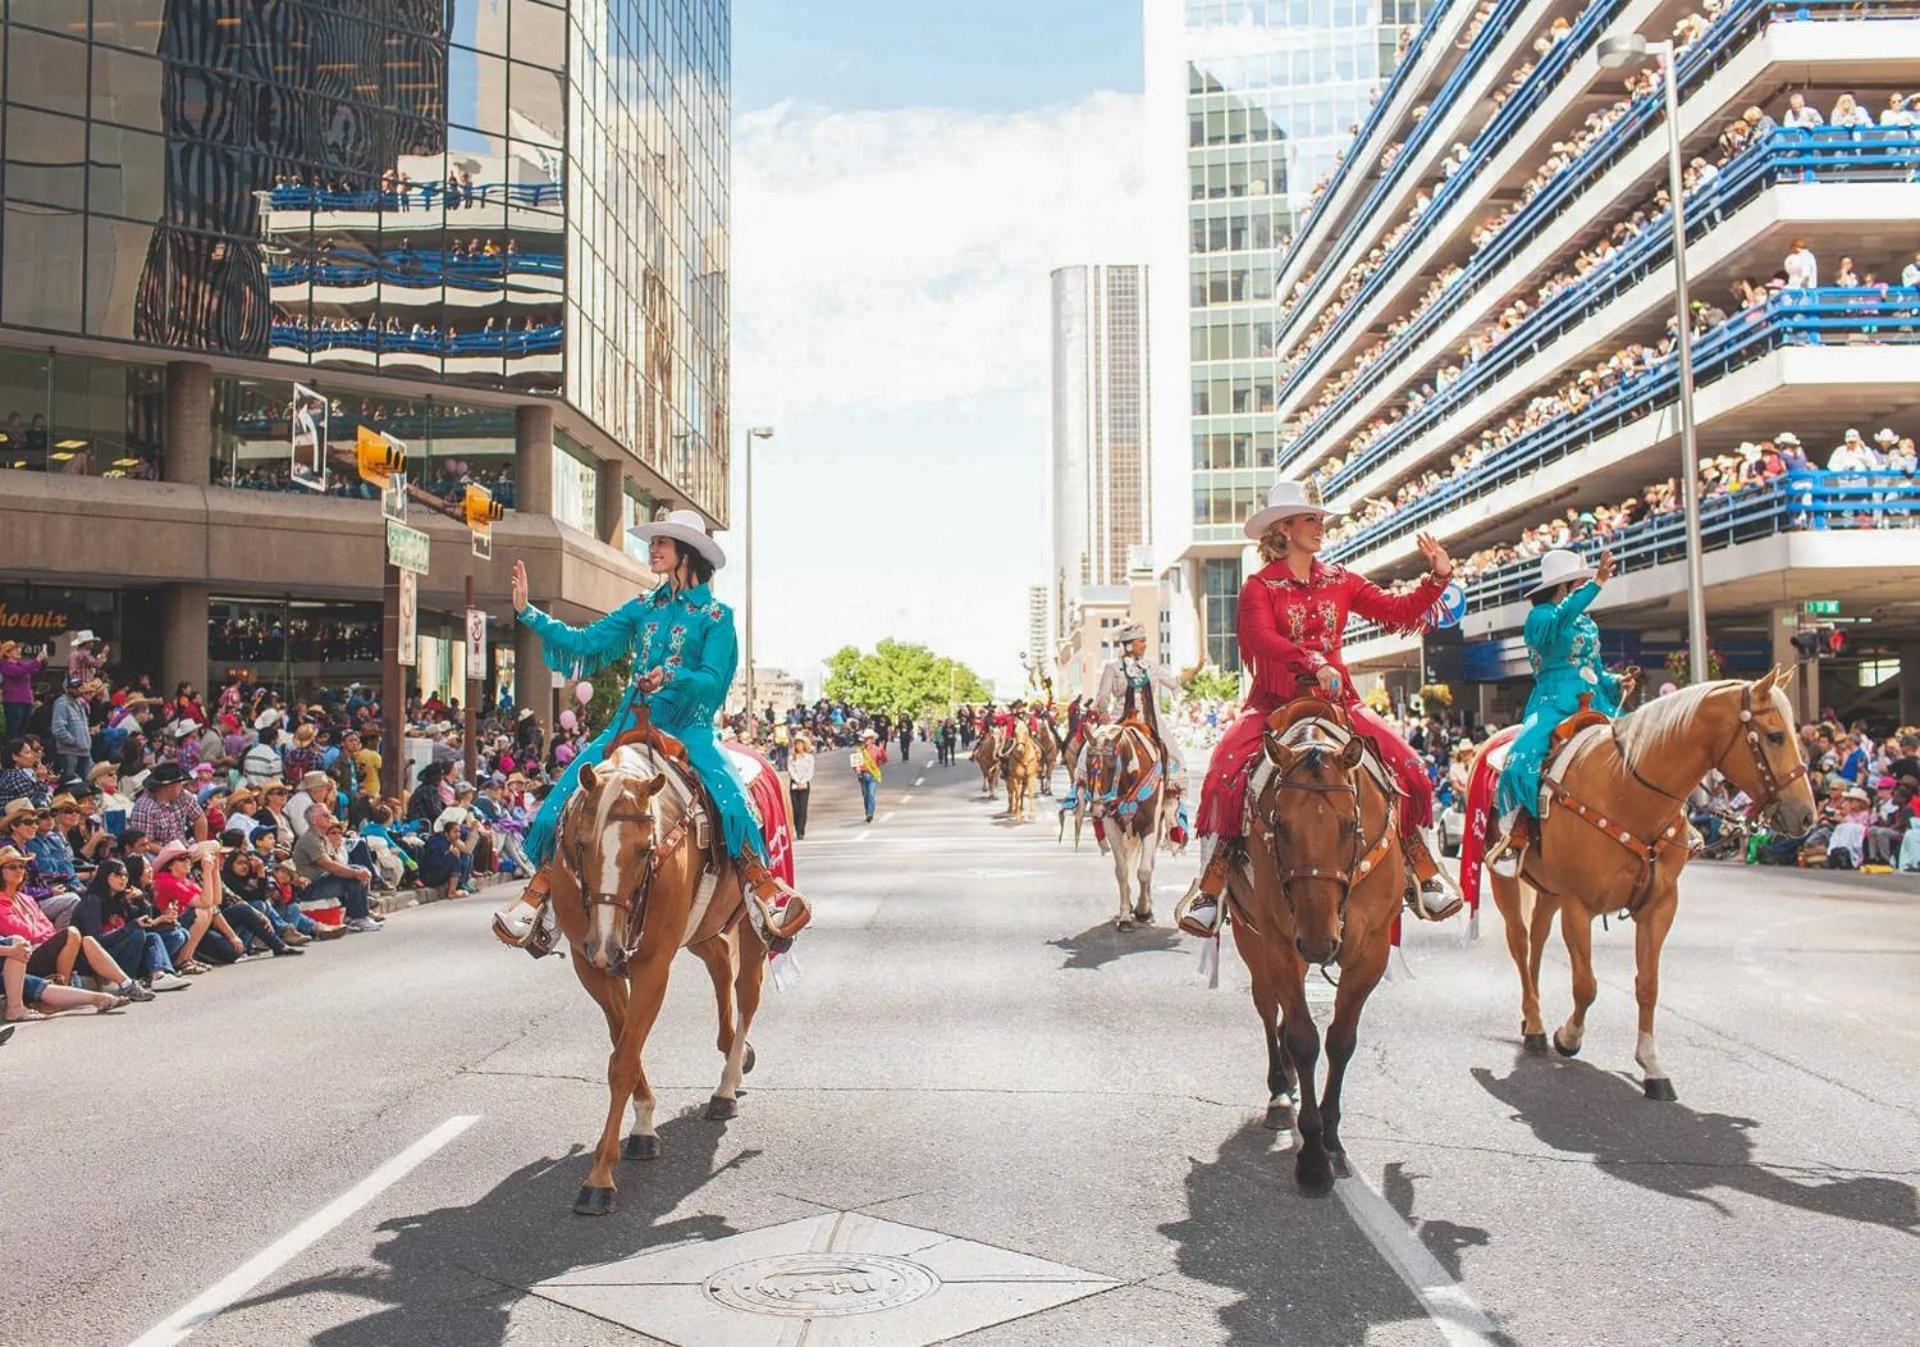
[{"x1": 730, "y1": 744, "x2": 796, "y2": 888}]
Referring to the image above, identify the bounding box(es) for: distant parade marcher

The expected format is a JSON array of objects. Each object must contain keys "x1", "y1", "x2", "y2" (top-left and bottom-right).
[
  {"x1": 1488, "y1": 548, "x2": 1637, "y2": 876},
  {"x1": 1177, "y1": 480, "x2": 1463, "y2": 937},
  {"x1": 492, "y1": 510, "x2": 811, "y2": 952},
  {"x1": 851, "y1": 729, "x2": 882, "y2": 823},
  {"x1": 787, "y1": 732, "x2": 815, "y2": 839}
]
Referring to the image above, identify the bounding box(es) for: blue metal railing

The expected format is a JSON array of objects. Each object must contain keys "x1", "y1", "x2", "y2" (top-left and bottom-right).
[
  {"x1": 1274, "y1": 0, "x2": 1911, "y2": 417},
  {"x1": 1288, "y1": 126, "x2": 1920, "y2": 468},
  {"x1": 1277, "y1": 0, "x2": 1535, "y2": 349},
  {"x1": 1321, "y1": 287, "x2": 1920, "y2": 560},
  {"x1": 1346, "y1": 472, "x2": 1920, "y2": 641},
  {"x1": 1269, "y1": 0, "x2": 1461, "y2": 279},
  {"x1": 266, "y1": 181, "x2": 562, "y2": 210},
  {"x1": 1313, "y1": 129, "x2": 1920, "y2": 514},
  {"x1": 269, "y1": 324, "x2": 563, "y2": 356},
  {"x1": 267, "y1": 250, "x2": 563, "y2": 288}
]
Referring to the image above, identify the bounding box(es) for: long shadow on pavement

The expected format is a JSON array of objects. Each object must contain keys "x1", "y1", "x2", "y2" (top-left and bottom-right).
[
  {"x1": 1161, "y1": 1118, "x2": 1502, "y2": 1345},
  {"x1": 231, "y1": 1110, "x2": 758, "y2": 1346},
  {"x1": 1473, "y1": 1059, "x2": 1919, "y2": 1234},
  {"x1": 1048, "y1": 920, "x2": 1183, "y2": 971}
]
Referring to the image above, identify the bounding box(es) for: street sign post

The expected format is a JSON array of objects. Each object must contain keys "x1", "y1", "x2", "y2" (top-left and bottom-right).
[
  {"x1": 386, "y1": 520, "x2": 431, "y2": 575},
  {"x1": 396, "y1": 569, "x2": 418, "y2": 667}
]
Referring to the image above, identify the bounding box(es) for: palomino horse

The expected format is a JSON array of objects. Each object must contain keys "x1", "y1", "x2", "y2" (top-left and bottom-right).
[
  {"x1": 1000, "y1": 724, "x2": 1041, "y2": 823},
  {"x1": 973, "y1": 726, "x2": 1004, "y2": 798},
  {"x1": 1471, "y1": 670, "x2": 1814, "y2": 1101},
  {"x1": 548, "y1": 731, "x2": 770, "y2": 1215},
  {"x1": 1083, "y1": 718, "x2": 1170, "y2": 929},
  {"x1": 1227, "y1": 698, "x2": 1403, "y2": 1194}
]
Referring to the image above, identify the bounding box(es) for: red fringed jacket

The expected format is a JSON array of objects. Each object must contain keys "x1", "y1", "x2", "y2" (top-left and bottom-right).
[{"x1": 1238, "y1": 558, "x2": 1446, "y2": 710}]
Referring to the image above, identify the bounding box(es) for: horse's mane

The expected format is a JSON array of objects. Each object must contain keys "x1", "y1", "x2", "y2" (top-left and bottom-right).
[{"x1": 1611, "y1": 679, "x2": 1747, "y2": 769}]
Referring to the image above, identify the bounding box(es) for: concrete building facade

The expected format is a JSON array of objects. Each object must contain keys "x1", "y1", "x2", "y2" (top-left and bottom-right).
[{"x1": 0, "y1": 0, "x2": 733, "y2": 730}]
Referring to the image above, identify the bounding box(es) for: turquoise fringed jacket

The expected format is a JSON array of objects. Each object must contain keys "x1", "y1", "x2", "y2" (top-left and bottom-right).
[
  {"x1": 518, "y1": 582, "x2": 763, "y2": 865},
  {"x1": 1496, "y1": 580, "x2": 1622, "y2": 817}
]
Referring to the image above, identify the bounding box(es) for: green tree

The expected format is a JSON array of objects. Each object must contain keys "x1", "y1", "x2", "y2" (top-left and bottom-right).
[
  {"x1": 1184, "y1": 664, "x2": 1243, "y2": 702},
  {"x1": 823, "y1": 640, "x2": 992, "y2": 717}
]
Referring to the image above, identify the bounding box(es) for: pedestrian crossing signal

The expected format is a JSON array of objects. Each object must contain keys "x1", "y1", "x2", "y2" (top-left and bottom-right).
[{"x1": 464, "y1": 483, "x2": 504, "y2": 561}]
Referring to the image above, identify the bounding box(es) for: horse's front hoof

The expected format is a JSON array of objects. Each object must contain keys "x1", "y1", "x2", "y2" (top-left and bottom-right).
[
  {"x1": 1134, "y1": 910, "x2": 1153, "y2": 925},
  {"x1": 1522, "y1": 1032, "x2": 1550, "y2": 1055},
  {"x1": 1263, "y1": 1098, "x2": 1293, "y2": 1131},
  {"x1": 1643, "y1": 1077, "x2": 1678, "y2": 1102},
  {"x1": 705, "y1": 1094, "x2": 738, "y2": 1121},
  {"x1": 1116, "y1": 919, "x2": 1134, "y2": 932},
  {"x1": 1294, "y1": 1148, "x2": 1335, "y2": 1196},
  {"x1": 1552, "y1": 1029, "x2": 1581, "y2": 1058},
  {"x1": 622, "y1": 1133, "x2": 660, "y2": 1161},
  {"x1": 573, "y1": 1185, "x2": 616, "y2": 1216},
  {"x1": 742, "y1": 1042, "x2": 757, "y2": 1075}
]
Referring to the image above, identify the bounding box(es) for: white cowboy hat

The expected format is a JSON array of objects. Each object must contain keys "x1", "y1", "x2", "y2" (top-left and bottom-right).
[
  {"x1": 1526, "y1": 548, "x2": 1595, "y2": 599},
  {"x1": 1243, "y1": 479, "x2": 1338, "y2": 540},
  {"x1": 1115, "y1": 622, "x2": 1148, "y2": 644},
  {"x1": 253, "y1": 708, "x2": 281, "y2": 731},
  {"x1": 68, "y1": 629, "x2": 99, "y2": 646},
  {"x1": 1875, "y1": 427, "x2": 1898, "y2": 444},
  {"x1": 434, "y1": 807, "x2": 470, "y2": 830},
  {"x1": 628, "y1": 507, "x2": 726, "y2": 570}
]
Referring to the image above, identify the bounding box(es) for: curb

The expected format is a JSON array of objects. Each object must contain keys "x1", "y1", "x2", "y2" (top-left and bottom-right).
[{"x1": 373, "y1": 879, "x2": 519, "y2": 918}]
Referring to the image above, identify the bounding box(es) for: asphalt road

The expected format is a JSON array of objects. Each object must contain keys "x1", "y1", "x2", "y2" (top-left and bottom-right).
[{"x1": 5, "y1": 747, "x2": 1917, "y2": 1347}]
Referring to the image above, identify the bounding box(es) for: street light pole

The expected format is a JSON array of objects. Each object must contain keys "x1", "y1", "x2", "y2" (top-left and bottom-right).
[
  {"x1": 742, "y1": 425, "x2": 774, "y2": 719},
  {"x1": 1600, "y1": 34, "x2": 1709, "y2": 683}
]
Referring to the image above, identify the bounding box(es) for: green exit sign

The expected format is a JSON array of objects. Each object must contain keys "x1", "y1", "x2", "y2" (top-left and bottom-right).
[{"x1": 1803, "y1": 600, "x2": 1840, "y2": 616}]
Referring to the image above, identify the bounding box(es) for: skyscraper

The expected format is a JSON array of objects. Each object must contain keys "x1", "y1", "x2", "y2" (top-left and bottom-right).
[
  {"x1": 1145, "y1": 0, "x2": 1433, "y2": 671},
  {"x1": 1049, "y1": 263, "x2": 1152, "y2": 684}
]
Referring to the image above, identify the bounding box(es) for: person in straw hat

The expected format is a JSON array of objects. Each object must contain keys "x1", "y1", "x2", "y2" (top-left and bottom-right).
[
  {"x1": 1067, "y1": 621, "x2": 1190, "y2": 811},
  {"x1": 1175, "y1": 478, "x2": 1464, "y2": 936},
  {"x1": 492, "y1": 507, "x2": 811, "y2": 953},
  {"x1": 1488, "y1": 547, "x2": 1635, "y2": 877}
]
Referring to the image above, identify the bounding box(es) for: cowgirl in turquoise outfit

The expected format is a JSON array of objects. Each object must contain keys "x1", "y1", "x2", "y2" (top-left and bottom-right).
[
  {"x1": 492, "y1": 508, "x2": 810, "y2": 950},
  {"x1": 1490, "y1": 547, "x2": 1638, "y2": 875}
]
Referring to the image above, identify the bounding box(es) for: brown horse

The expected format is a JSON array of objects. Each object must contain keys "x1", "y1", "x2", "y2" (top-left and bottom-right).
[
  {"x1": 1035, "y1": 722, "x2": 1060, "y2": 796},
  {"x1": 1083, "y1": 719, "x2": 1170, "y2": 928},
  {"x1": 1000, "y1": 724, "x2": 1041, "y2": 823},
  {"x1": 1227, "y1": 698, "x2": 1403, "y2": 1194},
  {"x1": 973, "y1": 726, "x2": 1004, "y2": 798},
  {"x1": 548, "y1": 738, "x2": 770, "y2": 1215},
  {"x1": 1473, "y1": 670, "x2": 1814, "y2": 1101}
]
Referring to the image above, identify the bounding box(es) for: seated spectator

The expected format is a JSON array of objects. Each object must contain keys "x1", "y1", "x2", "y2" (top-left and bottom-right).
[
  {"x1": 356, "y1": 804, "x2": 411, "y2": 891},
  {"x1": 214, "y1": 833, "x2": 305, "y2": 957},
  {"x1": 4, "y1": 937, "x2": 131, "y2": 1020},
  {"x1": 0, "y1": 736, "x2": 51, "y2": 810},
  {"x1": 0, "y1": 845, "x2": 153, "y2": 1001},
  {"x1": 287, "y1": 770, "x2": 335, "y2": 839},
  {"x1": 419, "y1": 808, "x2": 478, "y2": 896},
  {"x1": 149, "y1": 839, "x2": 243, "y2": 972},
  {"x1": 128, "y1": 762, "x2": 208, "y2": 849},
  {"x1": 292, "y1": 807, "x2": 383, "y2": 933},
  {"x1": 73, "y1": 860, "x2": 190, "y2": 991}
]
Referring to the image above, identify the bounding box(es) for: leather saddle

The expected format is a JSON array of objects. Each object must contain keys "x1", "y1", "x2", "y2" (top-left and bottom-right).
[
  {"x1": 1265, "y1": 695, "x2": 1350, "y2": 736},
  {"x1": 608, "y1": 705, "x2": 722, "y2": 871},
  {"x1": 1550, "y1": 692, "x2": 1609, "y2": 751}
]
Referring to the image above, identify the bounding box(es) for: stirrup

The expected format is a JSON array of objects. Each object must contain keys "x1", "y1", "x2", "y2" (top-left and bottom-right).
[{"x1": 1174, "y1": 880, "x2": 1223, "y2": 938}]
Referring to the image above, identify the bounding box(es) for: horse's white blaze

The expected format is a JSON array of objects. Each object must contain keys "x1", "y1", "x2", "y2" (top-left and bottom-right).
[
  {"x1": 586, "y1": 770, "x2": 628, "y2": 960},
  {"x1": 1635, "y1": 1030, "x2": 1666, "y2": 1081}
]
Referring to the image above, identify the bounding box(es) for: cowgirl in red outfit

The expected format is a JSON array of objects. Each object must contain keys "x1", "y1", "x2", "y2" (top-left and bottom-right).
[{"x1": 1178, "y1": 480, "x2": 1463, "y2": 934}]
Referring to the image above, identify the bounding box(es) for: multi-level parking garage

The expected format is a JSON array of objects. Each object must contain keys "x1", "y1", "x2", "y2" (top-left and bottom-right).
[{"x1": 1272, "y1": 0, "x2": 1920, "y2": 726}]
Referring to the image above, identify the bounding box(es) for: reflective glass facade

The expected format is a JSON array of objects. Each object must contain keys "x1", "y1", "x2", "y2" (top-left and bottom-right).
[
  {"x1": 1183, "y1": 0, "x2": 1432, "y2": 546},
  {"x1": 0, "y1": 0, "x2": 731, "y2": 522}
]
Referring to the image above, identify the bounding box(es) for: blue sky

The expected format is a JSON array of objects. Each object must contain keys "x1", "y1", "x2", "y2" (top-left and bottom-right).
[
  {"x1": 718, "y1": 5, "x2": 1149, "y2": 696},
  {"x1": 732, "y1": 1, "x2": 1142, "y2": 113}
]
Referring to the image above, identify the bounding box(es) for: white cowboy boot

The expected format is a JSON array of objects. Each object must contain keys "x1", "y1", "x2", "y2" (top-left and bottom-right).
[
  {"x1": 491, "y1": 869, "x2": 550, "y2": 947},
  {"x1": 1487, "y1": 809, "x2": 1531, "y2": 879},
  {"x1": 1405, "y1": 828, "x2": 1463, "y2": 920},
  {"x1": 1174, "y1": 839, "x2": 1231, "y2": 937}
]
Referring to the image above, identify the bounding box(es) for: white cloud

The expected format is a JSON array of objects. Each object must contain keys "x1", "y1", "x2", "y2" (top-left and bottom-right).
[{"x1": 717, "y1": 92, "x2": 1149, "y2": 695}]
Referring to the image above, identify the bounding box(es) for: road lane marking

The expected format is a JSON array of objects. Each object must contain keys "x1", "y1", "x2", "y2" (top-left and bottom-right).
[
  {"x1": 1335, "y1": 1171, "x2": 1500, "y2": 1347},
  {"x1": 881, "y1": 810, "x2": 897, "y2": 823},
  {"x1": 914, "y1": 776, "x2": 926, "y2": 787},
  {"x1": 902, "y1": 794, "x2": 916, "y2": 803},
  {"x1": 129, "y1": 1113, "x2": 482, "y2": 1347}
]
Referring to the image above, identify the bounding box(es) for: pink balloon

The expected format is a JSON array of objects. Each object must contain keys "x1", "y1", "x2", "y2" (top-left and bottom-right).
[
  {"x1": 574, "y1": 681, "x2": 594, "y2": 705},
  {"x1": 558, "y1": 708, "x2": 577, "y2": 730},
  {"x1": 1658, "y1": 682, "x2": 1678, "y2": 697}
]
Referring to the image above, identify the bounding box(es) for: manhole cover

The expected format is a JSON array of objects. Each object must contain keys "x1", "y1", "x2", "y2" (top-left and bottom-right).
[{"x1": 703, "y1": 1252, "x2": 940, "y2": 1318}]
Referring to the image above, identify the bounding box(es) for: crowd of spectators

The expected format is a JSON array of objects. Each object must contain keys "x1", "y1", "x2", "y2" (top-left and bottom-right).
[
  {"x1": 1696, "y1": 724, "x2": 1920, "y2": 872},
  {"x1": 0, "y1": 647, "x2": 585, "y2": 1033}
]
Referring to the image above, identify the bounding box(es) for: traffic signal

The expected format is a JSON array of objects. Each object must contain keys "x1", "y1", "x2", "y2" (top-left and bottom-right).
[
  {"x1": 1789, "y1": 625, "x2": 1845, "y2": 660},
  {"x1": 355, "y1": 425, "x2": 408, "y2": 486},
  {"x1": 463, "y1": 482, "x2": 505, "y2": 560}
]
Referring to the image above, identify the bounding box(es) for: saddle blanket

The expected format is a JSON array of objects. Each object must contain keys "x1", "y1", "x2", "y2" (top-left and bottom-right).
[
  {"x1": 1241, "y1": 715, "x2": 1398, "y2": 836},
  {"x1": 729, "y1": 743, "x2": 795, "y2": 887}
]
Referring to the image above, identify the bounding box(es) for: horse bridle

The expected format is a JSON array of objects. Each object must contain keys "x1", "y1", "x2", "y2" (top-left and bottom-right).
[
  {"x1": 1259, "y1": 751, "x2": 1395, "y2": 928},
  {"x1": 1611, "y1": 681, "x2": 1808, "y2": 825},
  {"x1": 562, "y1": 795, "x2": 676, "y2": 961}
]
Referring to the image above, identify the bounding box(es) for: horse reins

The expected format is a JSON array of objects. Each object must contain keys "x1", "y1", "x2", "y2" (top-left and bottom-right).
[
  {"x1": 562, "y1": 795, "x2": 693, "y2": 962},
  {"x1": 1261, "y1": 750, "x2": 1396, "y2": 928}
]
